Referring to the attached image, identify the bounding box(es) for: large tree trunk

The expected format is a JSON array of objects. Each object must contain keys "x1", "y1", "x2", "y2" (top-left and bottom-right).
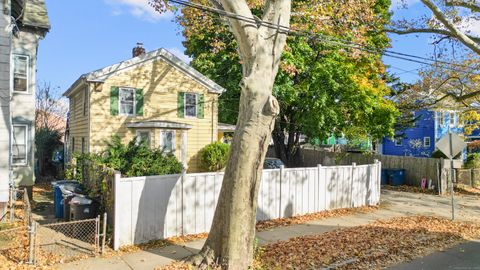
[{"x1": 189, "y1": 1, "x2": 291, "y2": 269}]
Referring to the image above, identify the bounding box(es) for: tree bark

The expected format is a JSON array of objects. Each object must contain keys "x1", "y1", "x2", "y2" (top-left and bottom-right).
[{"x1": 189, "y1": 1, "x2": 291, "y2": 269}]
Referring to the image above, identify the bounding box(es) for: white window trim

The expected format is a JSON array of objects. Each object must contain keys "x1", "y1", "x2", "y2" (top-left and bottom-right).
[
  {"x1": 424, "y1": 137, "x2": 431, "y2": 147},
  {"x1": 184, "y1": 93, "x2": 198, "y2": 118},
  {"x1": 159, "y1": 130, "x2": 176, "y2": 153},
  {"x1": 394, "y1": 139, "x2": 402, "y2": 146},
  {"x1": 12, "y1": 54, "x2": 30, "y2": 94},
  {"x1": 136, "y1": 130, "x2": 151, "y2": 148},
  {"x1": 12, "y1": 124, "x2": 28, "y2": 166},
  {"x1": 119, "y1": 87, "x2": 136, "y2": 117},
  {"x1": 449, "y1": 112, "x2": 456, "y2": 127},
  {"x1": 438, "y1": 112, "x2": 444, "y2": 126}
]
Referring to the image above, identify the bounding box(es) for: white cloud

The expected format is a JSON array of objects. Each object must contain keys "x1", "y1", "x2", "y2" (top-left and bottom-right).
[
  {"x1": 390, "y1": 0, "x2": 421, "y2": 10},
  {"x1": 457, "y1": 17, "x2": 480, "y2": 37},
  {"x1": 166, "y1": 47, "x2": 192, "y2": 64},
  {"x1": 105, "y1": 0, "x2": 173, "y2": 22}
]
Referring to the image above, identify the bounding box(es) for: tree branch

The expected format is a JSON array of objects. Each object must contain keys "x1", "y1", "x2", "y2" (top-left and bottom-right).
[
  {"x1": 421, "y1": 0, "x2": 480, "y2": 54},
  {"x1": 446, "y1": 0, "x2": 480, "y2": 12},
  {"x1": 386, "y1": 28, "x2": 480, "y2": 43},
  {"x1": 258, "y1": 0, "x2": 291, "y2": 75},
  {"x1": 219, "y1": 0, "x2": 258, "y2": 69}
]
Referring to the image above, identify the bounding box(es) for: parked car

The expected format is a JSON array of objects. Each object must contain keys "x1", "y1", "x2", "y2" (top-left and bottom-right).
[{"x1": 263, "y1": 158, "x2": 285, "y2": 169}]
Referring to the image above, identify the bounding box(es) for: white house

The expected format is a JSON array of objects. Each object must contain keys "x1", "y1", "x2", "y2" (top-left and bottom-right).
[{"x1": 0, "y1": 0, "x2": 49, "y2": 215}]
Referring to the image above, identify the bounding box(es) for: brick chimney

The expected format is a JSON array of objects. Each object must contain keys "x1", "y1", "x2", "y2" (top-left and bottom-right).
[{"x1": 132, "y1": 42, "x2": 145, "y2": 58}]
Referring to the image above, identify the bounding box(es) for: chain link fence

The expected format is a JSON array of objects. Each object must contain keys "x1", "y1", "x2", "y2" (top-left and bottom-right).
[{"x1": 0, "y1": 186, "x2": 107, "y2": 266}]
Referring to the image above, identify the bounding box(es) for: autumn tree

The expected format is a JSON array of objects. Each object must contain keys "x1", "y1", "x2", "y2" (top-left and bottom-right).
[
  {"x1": 35, "y1": 83, "x2": 67, "y2": 177},
  {"x1": 176, "y1": 0, "x2": 397, "y2": 165},
  {"x1": 152, "y1": 0, "x2": 291, "y2": 268}
]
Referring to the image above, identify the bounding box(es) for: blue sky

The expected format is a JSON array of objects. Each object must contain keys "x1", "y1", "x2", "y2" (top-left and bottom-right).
[{"x1": 37, "y1": 0, "x2": 454, "y2": 95}]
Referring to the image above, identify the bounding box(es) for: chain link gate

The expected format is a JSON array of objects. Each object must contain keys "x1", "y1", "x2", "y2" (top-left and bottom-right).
[
  {"x1": 31, "y1": 213, "x2": 107, "y2": 264},
  {"x1": 1, "y1": 187, "x2": 107, "y2": 266}
]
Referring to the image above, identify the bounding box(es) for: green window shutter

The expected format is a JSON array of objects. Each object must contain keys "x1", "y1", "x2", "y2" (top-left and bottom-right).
[
  {"x1": 197, "y1": 94, "x2": 204, "y2": 119},
  {"x1": 110, "y1": 87, "x2": 119, "y2": 116},
  {"x1": 178, "y1": 92, "x2": 184, "y2": 118},
  {"x1": 135, "y1": 89, "x2": 144, "y2": 116}
]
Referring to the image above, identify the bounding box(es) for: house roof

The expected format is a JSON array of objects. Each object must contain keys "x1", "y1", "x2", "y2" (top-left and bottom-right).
[
  {"x1": 125, "y1": 120, "x2": 193, "y2": 130},
  {"x1": 18, "y1": 0, "x2": 50, "y2": 31},
  {"x1": 218, "y1": 123, "x2": 236, "y2": 132},
  {"x1": 63, "y1": 48, "x2": 226, "y2": 97}
]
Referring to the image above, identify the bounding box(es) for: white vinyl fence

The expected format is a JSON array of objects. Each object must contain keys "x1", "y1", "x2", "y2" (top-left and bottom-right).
[{"x1": 113, "y1": 161, "x2": 381, "y2": 249}]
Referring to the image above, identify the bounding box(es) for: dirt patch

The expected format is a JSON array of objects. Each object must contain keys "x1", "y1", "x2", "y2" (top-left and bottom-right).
[{"x1": 455, "y1": 184, "x2": 480, "y2": 197}]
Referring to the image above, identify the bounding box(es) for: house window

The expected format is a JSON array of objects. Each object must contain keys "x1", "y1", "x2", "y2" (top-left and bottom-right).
[
  {"x1": 136, "y1": 130, "x2": 151, "y2": 148},
  {"x1": 184, "y1": 93, "x2": 197, "y2": 117},
  {"x1": 12, "y1": 125, "x2": 27, "y2": 165},
  {"x1": 160, "y1": 130, "x2": 175, "y2": 153},
  {"x1": 119, "y1": 88, "x2": 135, "y2": 116},
  {"x1": 394, "y1": 139, "x2": 402, "y2": 146},
  {"x1": 450, "y1": 112, "x2": 455, "y2": 126},
  {"x1": 13, "y1": 54, "x2": 29, "y2": 92},
  {"x1": 424, "y1": 137, "x2": 431, "y2": 147}
]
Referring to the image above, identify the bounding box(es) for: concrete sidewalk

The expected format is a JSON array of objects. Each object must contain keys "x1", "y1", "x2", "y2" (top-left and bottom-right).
[{"x1": 57, "y1": 190, "x2": 480, "y2": 270}]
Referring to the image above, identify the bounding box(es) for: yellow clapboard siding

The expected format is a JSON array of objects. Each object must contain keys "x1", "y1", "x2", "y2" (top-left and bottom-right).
[
  {"x1": 81, "y1": 57, "x2": 219, "y2": 172},
  {"x1": 68, "y1": 86, "x2": 89, "y2": 155}
]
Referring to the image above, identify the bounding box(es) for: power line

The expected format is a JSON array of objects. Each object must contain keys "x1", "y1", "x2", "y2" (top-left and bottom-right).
[{"x1": 167, "y1": 0, "x2": 479, "y2": 75}]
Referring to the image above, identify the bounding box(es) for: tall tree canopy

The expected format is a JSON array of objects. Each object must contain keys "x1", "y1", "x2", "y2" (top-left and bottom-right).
[{"x1": 178, "y1": 0, "x2": 398, "y2": 164}]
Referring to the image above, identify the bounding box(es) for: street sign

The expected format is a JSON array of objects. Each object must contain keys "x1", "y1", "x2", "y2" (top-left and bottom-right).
[
  {"x1": 436, "y1": 133, "x2": 467, "y2": 158},
  {"x1": 436, "y1": 132, "x2": 467, "y2": 221}
]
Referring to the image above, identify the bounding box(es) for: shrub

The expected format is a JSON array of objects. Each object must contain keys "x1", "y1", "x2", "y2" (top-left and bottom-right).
[
  {"x1": 465, "y1": 153, "x2": 480, "y2": 169},
  {"x1": 67, "y1": 136, "x2": 183, "y2": 177},
  {"x1": 199, "y1": 142, "x2": 230, "y2": 171}
]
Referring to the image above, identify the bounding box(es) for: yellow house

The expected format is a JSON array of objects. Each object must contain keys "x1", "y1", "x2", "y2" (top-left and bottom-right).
[{"x1": 63, "y1": 46, "x2": 225, "y2": 172}]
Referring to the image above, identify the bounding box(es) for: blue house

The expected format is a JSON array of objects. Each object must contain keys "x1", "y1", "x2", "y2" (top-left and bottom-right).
[{"x1": 381, "y1": 109, "x2": 464, "y2": 157}]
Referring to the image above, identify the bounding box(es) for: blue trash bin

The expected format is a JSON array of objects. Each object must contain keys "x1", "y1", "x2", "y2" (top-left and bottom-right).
[
  {"x1": 52, "y1": 181, "x2": 84, "y2": 219},
  {"x1": 389, "y1": 169, "x2": 406, "y2": 186},
  {"x1": 381, "y1": 169, "x2": 390, "y2": 185}
]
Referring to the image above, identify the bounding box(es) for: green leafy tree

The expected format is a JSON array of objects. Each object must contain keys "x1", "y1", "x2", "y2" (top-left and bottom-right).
[{"x1": 178, "y1": 0, "x2": 398, "y2": 165}]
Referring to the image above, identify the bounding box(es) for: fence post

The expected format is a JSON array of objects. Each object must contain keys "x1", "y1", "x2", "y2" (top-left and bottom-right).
[
  {"x1": 470, "y1": 169, "x2": 474, "y2": 187},
  {"x1": 317, "y1": 164, "x2": 322, "y2": 212},
  {"x1": 279, "y1": 165, "x2": 284, "y2": 219},
  {"x1": 9, "y1": 186, "x2": 14, "y2": 222},
  {"x1": 28, "y1": 220, "x2": 36, "y2": 264},
  {"x1": 351, "y1": 163, "x2": 356, "y2": 207},
  {"x1": 102, "y1": 212, "x2": 107, "y2": 255},
  {"x1": 374, "y1": 160, "x2": 381, "y2": 205},
  {"x1": 95, "y1": 215, "x2": 100, "y2": 254},
  {"x1": 112, "y1": 171, "x2": 121, "y2": 250}
]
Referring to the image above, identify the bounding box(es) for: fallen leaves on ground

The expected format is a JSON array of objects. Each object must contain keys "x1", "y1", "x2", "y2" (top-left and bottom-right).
[
  {"x1": 256, "y1": 206, "x2": 378, "y2": 231},
  {"x1": 383, "y1": 185, "x2": 437, "y2": 195},
  {"x1": 118, "y1": 233, "x2": 210, "y2": 254},
  {"x1": 455, "y1": 184, "x2": 480, "y2": 196},
  {"x1": 259, "y1": 216, "x2": 480, "y2": 270}
]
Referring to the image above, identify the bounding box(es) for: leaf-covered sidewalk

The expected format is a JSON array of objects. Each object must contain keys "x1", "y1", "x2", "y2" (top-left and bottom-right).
[{"x1": 258, "y1": 216, "x2": 480, "y2": 269}]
